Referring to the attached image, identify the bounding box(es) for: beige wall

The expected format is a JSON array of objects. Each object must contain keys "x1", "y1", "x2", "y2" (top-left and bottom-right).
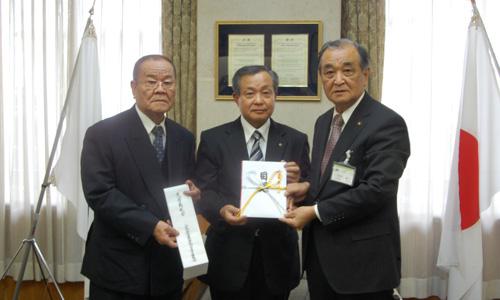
[{"x1": 196, "y1": 0, "x2": 341, "y2": 145}]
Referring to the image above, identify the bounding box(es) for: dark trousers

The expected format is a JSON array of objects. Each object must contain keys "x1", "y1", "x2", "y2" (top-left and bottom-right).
[
  {"x1": 305, "y1": 237, "x2": 394, "y2": 300},
  {"x1": 89, "y1": 282, "x2": 182, "y2": 300},
  {"x1": 210, "y1": 237, "x2": 290, "y2": 300}
]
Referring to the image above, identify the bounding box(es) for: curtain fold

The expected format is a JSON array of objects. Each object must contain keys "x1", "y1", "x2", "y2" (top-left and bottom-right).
[
  {"x1": 0, "y1": 0, "x2": 163, "y2": 283},
  {"x1": 162, "y1": 0, "x2": 197, "y2": 133},
  {"x1": 341, "y1": 0, "x2": 385, "y2": 100},
  {"x1": 0, "y1": 0, "x2": 5, "y2": 284},
  {"x1": 383, "y1": 1, "x2": 500, "y2": 299},
  {"x1": 0, "y1": 0, "x2": 83, "y2": 282}
]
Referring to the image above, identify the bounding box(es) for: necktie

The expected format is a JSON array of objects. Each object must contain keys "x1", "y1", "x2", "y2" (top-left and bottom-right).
[
  {"x1": 320, "y1": 114, "x2": 344, "y2": 176},
  {"x1": 249, "y1": 131, "x2": 264, "y2": 161},
  {"x1": 152, "y1": 126, "x2": 165, "y2": 162}
]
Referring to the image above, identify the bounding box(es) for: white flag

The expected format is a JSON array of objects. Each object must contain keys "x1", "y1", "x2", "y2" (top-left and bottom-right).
[
  {"x1": 53, "y1": 19, "x2": 102, "y2": 240},
  {"x1": 437, "y1": 8, "x2": 500, "y2": 300}
]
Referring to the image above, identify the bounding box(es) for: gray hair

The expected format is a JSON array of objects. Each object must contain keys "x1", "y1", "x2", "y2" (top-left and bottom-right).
[
  {"x1": 318, "y1": 39, "x2": 370, "y2": 71},
  {"x1": 132, "y1": 54, "x2": 176, "y2": 81},
  {"x1": 232, "y1": 65, "x2": 279, "y2": 95}
]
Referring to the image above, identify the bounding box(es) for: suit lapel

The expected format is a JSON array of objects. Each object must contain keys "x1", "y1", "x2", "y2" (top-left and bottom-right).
[
  {"x1": 318, "y1": 95, "x2": 372, "y2": 190},
  {"x1": 165, "y1": 118, "x2": 182, "y2": 183},
  {"x1": 265, "y1": 120, "x2": 287, "y2": 161},
  {"x1": 124, "y1": 109, "x2": 168, "y2": 216},
  {"x1": 225, "y1": 118, "x2": 250, "y2": 161}
]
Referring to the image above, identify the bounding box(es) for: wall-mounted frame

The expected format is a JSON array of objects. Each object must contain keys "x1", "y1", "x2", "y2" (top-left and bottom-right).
[{"x1": 215, "y1": 20, "x2": 323, "y2": 101}]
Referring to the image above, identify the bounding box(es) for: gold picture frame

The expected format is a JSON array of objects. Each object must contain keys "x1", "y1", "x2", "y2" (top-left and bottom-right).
[{"x1": 215, "y1": 20, "x2": 323, "y2": 101}]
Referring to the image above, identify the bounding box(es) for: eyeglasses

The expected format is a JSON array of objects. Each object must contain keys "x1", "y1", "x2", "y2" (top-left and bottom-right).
[{"x1": 141, "y1": 80, "x2": 176, "y2": 89}]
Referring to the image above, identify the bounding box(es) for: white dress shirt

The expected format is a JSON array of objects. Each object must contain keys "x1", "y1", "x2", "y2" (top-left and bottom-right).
[
  {"x1": 240, "y1": 116, "x2": 270, "y2": 159},
  {"x1": 135, "y1": 105, "x2": 166, "y2": 147}
]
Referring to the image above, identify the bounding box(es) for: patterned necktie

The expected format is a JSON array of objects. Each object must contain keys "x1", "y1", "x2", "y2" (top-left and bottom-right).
[
  {"x1": 152, "y1": 125, "x2": 165, "y2": 162},
  {"x1": 249, "y1": 131, "x2": 264, "y2": 161},
  {"x1": 320, "y1": 114, "x2": 344, "y2": 176}
]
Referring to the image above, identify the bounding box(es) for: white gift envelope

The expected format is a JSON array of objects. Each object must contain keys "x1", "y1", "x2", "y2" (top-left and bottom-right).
[
  {"x1": 240, "y1": 161, "x2": 287, "y2": 218},
  {"x1": 164, "y1": 184, "x2": 208, "y2": 279}
]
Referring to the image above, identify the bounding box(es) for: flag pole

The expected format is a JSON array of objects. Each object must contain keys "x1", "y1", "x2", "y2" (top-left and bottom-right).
[
  {"x1": 471, "y1": 1, "x2": 500, "y2": 77},
  {"x1": 0, "y1": 12, "x2": 96, "y2": 300}
]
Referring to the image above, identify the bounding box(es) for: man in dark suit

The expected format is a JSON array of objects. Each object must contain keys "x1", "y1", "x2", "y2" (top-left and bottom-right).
[
  {"x1": 195, "y1": 65, "x2": 310, "y2": 300},
  {"x1": 80, "y1": 54, "x2": 199, "y2": 300},
  {"x1": 280, "y1": 39, "x2": 411, "y2": 300}
]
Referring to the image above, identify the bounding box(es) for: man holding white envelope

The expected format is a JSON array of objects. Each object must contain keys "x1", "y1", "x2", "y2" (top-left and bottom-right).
[
  {"x1": 195, "y1": 65, "x2": 310, "y2": 300},
  {"x1": 81, "y1": 55, "x2": 200, "y2": 300}
]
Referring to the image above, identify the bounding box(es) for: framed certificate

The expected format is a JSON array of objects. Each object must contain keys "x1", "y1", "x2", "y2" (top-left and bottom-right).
[{"x1": 215, "y1": 20, "x2": 323, "y2": 101}]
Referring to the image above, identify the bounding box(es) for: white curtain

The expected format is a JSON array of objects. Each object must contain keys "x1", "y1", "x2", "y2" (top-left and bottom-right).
[
  {"x1": 383, "y1": 1, "x2": 500, "y2": 299},
  {"x1": 0, "y1": 0, "x2": 161, "y2": 282}
]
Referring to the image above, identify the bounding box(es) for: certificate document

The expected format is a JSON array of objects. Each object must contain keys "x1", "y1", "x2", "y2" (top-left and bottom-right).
[
  {"x1": 228, "y1": 34, "x2": 265, "y2": 86},
  {"x1": 164, "y1": 184, "x2": 208, "y2": 279},
  {"x1": 271, "y1": 34, "x2": 309, "y2": 87},
  {"x1": 240, "y1": 161, "x2": 287, "y2": 218}
]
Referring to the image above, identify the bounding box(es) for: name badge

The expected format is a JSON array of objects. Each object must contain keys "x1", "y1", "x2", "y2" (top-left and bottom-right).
[
  {"x1": 330, "y1": 163, "x2": 356, "y2": 186},
  {"x1": 330, "y1": 150, "x2": 356, "y2": 186}
]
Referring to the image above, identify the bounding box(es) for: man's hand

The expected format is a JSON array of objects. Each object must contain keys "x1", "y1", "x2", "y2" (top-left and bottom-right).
[
  {"x1": 285, "y1": 181, "x2": 310, "y2": 210},
  {"x1": 153, "y1": 220, "x2": 179, "y2": 248},
  {"x1": 279, "y1": 206, "x2": 316, "y2": 230},
  {"x1": 220, "y1": 204, "x2": 248, "y2": 225},
  {"x1": 184, "y1": 179, "x2": 200, "y2": 201},
  {"x1": 284, "y1": 161, "x2": 301, "y2": 183}
]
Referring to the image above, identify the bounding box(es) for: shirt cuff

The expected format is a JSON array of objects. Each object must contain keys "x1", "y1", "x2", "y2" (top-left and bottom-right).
[{"x1": 314, "y1": 204, "x2": 322, "y2": 222}]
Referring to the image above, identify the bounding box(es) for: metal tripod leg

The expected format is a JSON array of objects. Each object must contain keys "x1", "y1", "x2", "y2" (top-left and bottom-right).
[
  {"x1": 2, "y1": 238, "x2": 65, "y2": 300},
  {"x1": 0, "y1": 239, "x2": 27, "y2": 280},
  {"x1": 32, "y1": 239, "x2": 63, "y2": 300},
  {"x1": 33, "y1": 242, "x2": 56, "y2": 300},
  {"x1": 12, "y1": 239, "x2": 32, "y2": 299}
]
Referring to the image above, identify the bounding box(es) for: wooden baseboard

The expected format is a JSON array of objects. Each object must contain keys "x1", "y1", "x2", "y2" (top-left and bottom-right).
[
  {"x1": 0, "y1": 277, "x2": 207, "y2": 300},
  {"x1": 0, "y1": 277, "x2": 83, "y2": 300}
]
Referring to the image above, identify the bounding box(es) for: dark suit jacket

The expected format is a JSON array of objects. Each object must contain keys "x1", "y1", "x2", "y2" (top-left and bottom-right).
[
  {"x1": 303, "y1": 93, "x2": 410, "y2": 294},
  {"x1": 195, "y1": 118, "x2": 310, "y2": 294},
  {"x1": 80, "y1": 106, "x2": 195, "y2": 296}
]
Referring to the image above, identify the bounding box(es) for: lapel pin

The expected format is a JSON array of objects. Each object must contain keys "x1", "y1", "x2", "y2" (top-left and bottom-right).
[
  {"x1": 278, "y1": 142, "x2": 283, "y2": 147},
  {"x1": 357, "y1": 121, "x2": 362, "y2": 126}
]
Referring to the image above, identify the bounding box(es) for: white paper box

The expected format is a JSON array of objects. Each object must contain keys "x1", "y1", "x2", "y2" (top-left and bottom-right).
[
  {"x1": 164, "y1": 184, "x2": 208, "y2": 279},
  {"x1": 240, "y1": 161, "x2": 287, "y2": 218}
]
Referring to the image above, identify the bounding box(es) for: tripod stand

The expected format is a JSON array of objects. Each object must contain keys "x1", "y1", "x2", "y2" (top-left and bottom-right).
[
  {"x1": 1, "y1": 205, "x2": 64, "y2": 300},
  {"x1": 1, "y1": 8, "x2": 99, "y2": 299},
  {"x1": 0, "y1": 119, "x2": 68, "y2": 300},
  {"x1": 0, "y1": 46, "x2": 75, "y2": 296}
]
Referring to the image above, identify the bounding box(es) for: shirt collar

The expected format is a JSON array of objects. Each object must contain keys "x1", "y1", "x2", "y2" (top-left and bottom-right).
[
  {"x1": 135, "y1": 105, "x2": 166, "y2": 134},
  {"x1": 333, "y1": 91, "x2": 365, "y2": 125},
  {"x1": 240, "y1": 116, "x2": 271, "y2": 144}
]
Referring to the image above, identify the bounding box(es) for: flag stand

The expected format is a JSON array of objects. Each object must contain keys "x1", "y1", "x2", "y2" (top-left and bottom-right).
[{"x1": 0, "y1": 8, "x2": 97, "y2": 300}]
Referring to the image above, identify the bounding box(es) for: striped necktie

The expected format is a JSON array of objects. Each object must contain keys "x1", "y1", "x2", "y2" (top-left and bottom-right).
[
  {"x1": 152, "y1": 125, "x2": 165, "y2": 162},
  {"x1": 249, "y1": 131, "x2": 263, "y2": 161},
  {"x1": 320, "y1": 114, "x2": 344, "y2": 176}
]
